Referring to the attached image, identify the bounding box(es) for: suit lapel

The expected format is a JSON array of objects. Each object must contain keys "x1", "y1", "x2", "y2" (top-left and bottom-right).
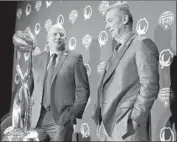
[
  {"x1": 98, "y1": 54, "x2": 112, "y2": 89},
  {"x1": 103, "y1": 33, "x2": 137, "y2": 85},
  {"x1": 97, "y1": 54, "x2": 113, "y2": 106},
  {"x1": 35, "y1": 52, "x2": 50, "y2": 83},
  {"x1": 51, "y1": 49, "x2": 69, "y2": 85}
]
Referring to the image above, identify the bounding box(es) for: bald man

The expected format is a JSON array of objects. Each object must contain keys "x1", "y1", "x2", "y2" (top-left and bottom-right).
[
  {"x1": 91, "y1": 3, "x2": 159, "y2": 141},
  {"x1": 31, "y1": 24, "x2": 90, "y2": 141}
]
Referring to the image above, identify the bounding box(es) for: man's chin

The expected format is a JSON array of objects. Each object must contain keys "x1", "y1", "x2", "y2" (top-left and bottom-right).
[
  {"x1": 111, "y1": 33, "x2": 116, "y2": 39},
  {"x1": 56, "y1": 45, "x2": 65, "y2": 51}
]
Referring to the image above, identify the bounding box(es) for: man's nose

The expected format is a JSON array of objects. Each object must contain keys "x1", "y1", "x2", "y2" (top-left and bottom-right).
[
  {"x1": 56, "y1": 34, "x2": 61, "y2": 39},
  {"x1": 105, "y1": 24, "x2": 110, "y2": 31}
]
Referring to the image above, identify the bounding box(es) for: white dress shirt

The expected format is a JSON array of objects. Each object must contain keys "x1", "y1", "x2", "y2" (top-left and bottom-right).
[{"x1": 47, "y1": 51, "x2": 61, "y2": 70}]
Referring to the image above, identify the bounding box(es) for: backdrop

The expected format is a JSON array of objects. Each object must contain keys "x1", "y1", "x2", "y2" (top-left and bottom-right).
[{"x1": 11, "y1": 1, "x2": 176, "y2": 141}]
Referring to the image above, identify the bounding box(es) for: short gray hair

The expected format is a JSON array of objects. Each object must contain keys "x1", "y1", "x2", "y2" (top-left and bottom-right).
[{"x1": 106, "y1": 3, "x2": 133, "y2": 26}]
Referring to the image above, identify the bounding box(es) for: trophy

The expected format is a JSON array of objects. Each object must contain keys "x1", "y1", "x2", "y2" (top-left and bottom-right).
[{"x1": 2, "y1": 29, "x2": 39, "y2": 141}]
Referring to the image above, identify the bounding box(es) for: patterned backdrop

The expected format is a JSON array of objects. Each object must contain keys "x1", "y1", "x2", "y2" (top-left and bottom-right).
[{"x1": 11, "y1": 1, "x2": 176, "y2": 141}]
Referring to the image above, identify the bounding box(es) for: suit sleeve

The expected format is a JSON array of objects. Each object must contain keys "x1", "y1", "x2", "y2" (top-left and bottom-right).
[
  {"x1": 70, "y1": 54, "x2": 90, "y2": 119},
  {"x1": 131, "y1": 38, "x2": 159, "y2": 125}
]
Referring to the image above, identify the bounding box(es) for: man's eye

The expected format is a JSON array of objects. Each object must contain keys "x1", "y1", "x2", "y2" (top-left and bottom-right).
[{"x1": 60, "y1": 33, "x2": 64, "y2": 37}]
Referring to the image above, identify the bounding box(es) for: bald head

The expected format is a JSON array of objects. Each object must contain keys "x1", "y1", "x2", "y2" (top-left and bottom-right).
[
  {"x1": 48, "y1": 24, "x2": 66, "y2": 39},
  {"x1": 47, "y1": 24, "x2": 67, "y2": 52}
]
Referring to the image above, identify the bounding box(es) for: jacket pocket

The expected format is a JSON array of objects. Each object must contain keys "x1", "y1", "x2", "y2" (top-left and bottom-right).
[{"x1": 122, "y1": 117, "x2": 140, "y2": 140}]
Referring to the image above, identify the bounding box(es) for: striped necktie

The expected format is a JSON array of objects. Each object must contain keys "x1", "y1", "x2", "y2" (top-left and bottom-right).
[{"x1": 43, "y1": 53, "x2": 57, "y2": 109}]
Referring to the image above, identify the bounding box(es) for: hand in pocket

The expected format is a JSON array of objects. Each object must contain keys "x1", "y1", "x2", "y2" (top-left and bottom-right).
[{"x1": 122, "y1": 118, "x2": 139, "y2": 140}]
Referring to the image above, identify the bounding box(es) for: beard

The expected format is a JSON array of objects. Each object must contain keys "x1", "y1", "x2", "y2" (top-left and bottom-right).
[
  {"x1": 50, "y1": 42, "x2": 65, "y2": 52},
  {"x1": 56, "y1": 43, "x2": 65, "y2": 51}
]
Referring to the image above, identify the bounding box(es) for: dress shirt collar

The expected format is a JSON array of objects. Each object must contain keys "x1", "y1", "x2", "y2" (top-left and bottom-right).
[
  {"x1": 114, "y1": 31, "x2": 133, "y2": 51},
  {"x1": 49, "y1": 50, "x2": 62, "y2": 57}
]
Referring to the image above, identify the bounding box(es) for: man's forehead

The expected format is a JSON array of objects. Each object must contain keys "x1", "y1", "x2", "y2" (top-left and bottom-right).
[
  {"x1": 105, "y1": 8, "x2": 118, "y2": 20},
  {"x1": 49, "y1": 27, "x2": 64, "y2": 34}
]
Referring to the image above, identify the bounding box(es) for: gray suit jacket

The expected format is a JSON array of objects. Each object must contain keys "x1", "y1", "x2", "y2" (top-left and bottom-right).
[
  {"x1": 31, "y1": 49, "x2": 90, "y2": 128},
  {"x1": 92, "y1": 33, "x2": 159, "y2": 140}
]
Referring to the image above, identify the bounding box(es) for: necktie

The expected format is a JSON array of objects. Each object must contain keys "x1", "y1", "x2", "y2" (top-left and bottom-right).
[
  {"x1": 43, "y1": 53, "x2": 57, "y2": 109},
  {"x1": 106, "y1": 42, "x2": 122, "y2": 72}
]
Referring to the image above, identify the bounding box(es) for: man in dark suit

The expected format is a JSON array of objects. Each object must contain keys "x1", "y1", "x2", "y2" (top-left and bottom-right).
[
  {"x1": 91, "y1": 3, "x2": 159, "y2": 141},
  {"x1": 31, "y1": 24, "x2": 90, "y2": 141}
]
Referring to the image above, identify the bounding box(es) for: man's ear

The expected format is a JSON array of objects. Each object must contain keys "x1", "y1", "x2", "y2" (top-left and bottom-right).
[{"x1": 122, "y1": 14, "x2": 129, "y2": 25}]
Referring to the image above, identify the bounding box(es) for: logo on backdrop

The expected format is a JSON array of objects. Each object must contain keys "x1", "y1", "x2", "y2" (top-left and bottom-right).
[
  {"x1": 98, "y1": 30, "x2": 108, "y2": 47},
  {"x1": 158, "y1": 11, "x2": 175, "y2": 31},
  {"x1": 82, "y1": 34, "x2": 92, "y2": 50},
  {"x1": 80, "y1": 123, "x2": 90, "y2": 138},
  {"x1": 26, "y1": 4, "x2": 31, "y2": 17},
  {"x1": 69, "y1": 10, "x2": 78, "y2": 24},
  {"x1": 17, "y1": 8, "x2": 22, "y2": 20},
  {"x1": 44, "y1": 19, "x2": 52, "y2": 31},
  {"x1": 136, "y1": 18, "x2": 149, "y2": 36},
  {"x1": 160, "y1": 127, "x2": 174, "y2": 141},
  {"x1": 158, "y1": 88, "x2": 173, "y2": 108},
  {"x1": 159, "y1": 49, "x2": 173, "y2": 69},
  {"x1": 34, "y1": 23, "x2": 41, "y2": 36},
  {"x1": 56, "y1": 14, "x2": 64, "y2": 25},
  {"x1": 97, "y1": 61, "x2": 106, "y2": 74},
  {"x1": 69, "y1": 37, "x2": 77, "y2": 51},
  {"x1": 98, "y1": 1, "x2": 109, "y2": 16},
  {"x1": 35, "y1": 1, "x2": 42, "y2": 12},
  {"x1": 46, "y1": 1, "x2": 52, "y2": 8},
  {"x1": 84, "y1": 5, "x2": 92, "y2": 21}
]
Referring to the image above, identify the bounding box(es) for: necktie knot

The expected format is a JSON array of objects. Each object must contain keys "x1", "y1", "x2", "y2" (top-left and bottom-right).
[
  {"x1": 50, "y1": 53, "x2": 58, "y2": 66},
  {"x1": 51, "y1": 53, "x2": 57, "y2": 60},
  {"x1": 114, "y1": 42, "x2": 122, "y2": 51}
]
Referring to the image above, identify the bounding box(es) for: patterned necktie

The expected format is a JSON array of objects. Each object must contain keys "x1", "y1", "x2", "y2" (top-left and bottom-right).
[
  {"x1": 43, "y1": 53, "x2": 57, "y2": 109},
  {"x1": 106, "y1": 42, "x2": 122, "y2": 72}
]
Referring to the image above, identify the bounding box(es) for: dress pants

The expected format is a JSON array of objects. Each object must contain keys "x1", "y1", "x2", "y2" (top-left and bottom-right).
[
  {"x1": 96, "y1": 106, "x2": 137, "y2": 141},
  {"x1": 97, "y1": 120, "x2": 149, "y2": 141},
  {"x1": 36, "y1": 107, "x2": 73, "y2": 141}
]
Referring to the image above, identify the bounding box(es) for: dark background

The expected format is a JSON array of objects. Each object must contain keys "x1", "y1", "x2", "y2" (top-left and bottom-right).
[{"x1": 0, "y1": 1, "x2": 17, "y2": 119}]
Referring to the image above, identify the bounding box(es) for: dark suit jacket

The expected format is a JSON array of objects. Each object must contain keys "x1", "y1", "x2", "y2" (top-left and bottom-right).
[
  {"x1": 92, "y1": 33, "x2": 159, "y2": 140},
  {"x1": 31, "y1": 49, "x2": 90, "y2": 128}
]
